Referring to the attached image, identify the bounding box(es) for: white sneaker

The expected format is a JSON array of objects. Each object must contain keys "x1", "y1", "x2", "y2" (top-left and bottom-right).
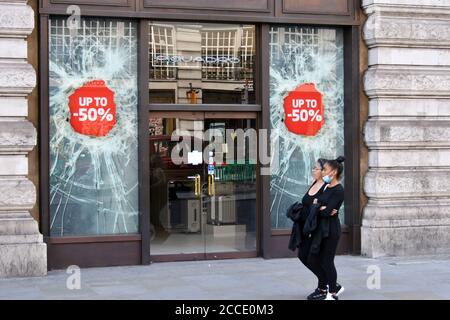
[
  {"x1": 324, "y1": 292, "x2": 338, "y2": 300},
  {"x1": 327, "y1": 283, "x2": 345, "y2": 297},
  {"x1": 335, "y1": 284, "x2": 345, "y2": 297}
]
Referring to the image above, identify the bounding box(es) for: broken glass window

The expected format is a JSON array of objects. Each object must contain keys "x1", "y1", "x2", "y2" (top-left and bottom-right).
[
  {"x1": 269, "y1": 26, "x2": 345, "y2": 229},
  {"x1": 48, "y1": 18, "x2": 139, "y2": 236}
]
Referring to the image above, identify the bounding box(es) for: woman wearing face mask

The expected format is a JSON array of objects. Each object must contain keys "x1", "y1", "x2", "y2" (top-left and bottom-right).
[
  {"x1": 307, "y1": 156, "x2": 346, "y2": 300},
  {"x1": 297, "y1": 159, "x2": 338, "y2": 300}
]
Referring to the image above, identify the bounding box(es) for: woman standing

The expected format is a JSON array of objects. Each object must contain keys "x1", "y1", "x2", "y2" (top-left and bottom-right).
[
  {"x1": 307, "y1": 156, "x2": 346, "y2": 300},
  {"x1": 297, "y1": 158, "x2": 338, "y2": 300}
]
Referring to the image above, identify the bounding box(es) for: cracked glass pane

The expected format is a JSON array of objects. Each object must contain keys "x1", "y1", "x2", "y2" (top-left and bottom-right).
[
  {"x1": 269, "y1": 26, "x2": 345, "y2": 229},
  {"x1": 48, "y1": 18, "x2": 139, "y2": 236}
]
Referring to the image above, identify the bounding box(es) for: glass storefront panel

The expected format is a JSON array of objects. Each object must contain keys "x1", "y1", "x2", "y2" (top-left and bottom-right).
[
  {"x1": 149, "y1": 114, "x2": 257, "y2": 255},
  {"x1": 48, "y1": 18, "x2": 139, "y2": 236},
  {"x1": 148, "y1": 22, "x2": 256, "y2": 104},
  {"x1": 269, "y1": 26, "x2": 345, "y2": 229}
]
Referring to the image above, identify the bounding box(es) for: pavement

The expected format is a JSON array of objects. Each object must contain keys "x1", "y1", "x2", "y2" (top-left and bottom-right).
[{"x1": 1, "y1": 254, "x2": 450, "y2": 300}]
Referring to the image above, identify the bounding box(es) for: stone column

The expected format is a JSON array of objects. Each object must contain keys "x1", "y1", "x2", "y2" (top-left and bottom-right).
[
  {"x1": 362, "y1": 0, "x2": 450, "y2": 257},
  {"x1": 0, "y1": 0, "x2": 46, "y2": 276}
]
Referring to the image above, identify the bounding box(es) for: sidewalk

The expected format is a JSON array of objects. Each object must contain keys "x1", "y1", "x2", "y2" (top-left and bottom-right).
[{"x1": 1, "y1": 255, "x2": 450, "y2": 300}]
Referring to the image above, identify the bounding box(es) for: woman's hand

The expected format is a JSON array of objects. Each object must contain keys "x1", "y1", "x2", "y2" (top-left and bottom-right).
[{"x1": 319, "y1": 206, "x2": 338, "y2": 216}]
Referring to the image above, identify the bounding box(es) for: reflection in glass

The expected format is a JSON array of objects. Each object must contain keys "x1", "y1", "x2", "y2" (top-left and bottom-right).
[
  {"x1": 269, "y1": 26, "x2": 345, "y2": 229},
  {"x1": 49, "y1": 18, "x2": 139, "y2": 236},
  {"x1": 149, "y1": 22, "x2": 256, "y2": 104},
  {"x1": 149, "y1": 116, "x2": 257, "y2": 255}
]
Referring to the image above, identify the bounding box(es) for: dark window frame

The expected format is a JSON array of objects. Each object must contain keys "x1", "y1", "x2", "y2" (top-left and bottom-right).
[
  {"x1": 39, "y1": 3, "x2": 361, "y2": 269},
  {"x1": 259, "y1": 24, "x2": 361, "y2": 258}
]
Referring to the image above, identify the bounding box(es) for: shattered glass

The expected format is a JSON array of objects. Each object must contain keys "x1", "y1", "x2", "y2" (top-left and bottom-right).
[
  {"x1": 269, "y1": 26, "x2": 345, "y2": 229},
  {"x1": 48, "y1": 18, "x2": 139, "y2": 236}
]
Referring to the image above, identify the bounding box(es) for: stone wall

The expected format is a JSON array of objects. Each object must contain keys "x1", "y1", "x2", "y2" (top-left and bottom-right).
[
  {"x1": 0, "y1": 0, "x2": 46, "y2": 277},
  {"x1": 362, "y1": 0, "x2": 450, "y2": 257}
]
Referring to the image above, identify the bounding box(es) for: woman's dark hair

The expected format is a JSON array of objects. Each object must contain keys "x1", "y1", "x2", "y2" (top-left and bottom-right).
[
  {"x1": 325, "y1": 156, "x2": 345, "y2": 179},
  {"x1": 317, "y1": 158, "x2": 327, "y2": 170}
]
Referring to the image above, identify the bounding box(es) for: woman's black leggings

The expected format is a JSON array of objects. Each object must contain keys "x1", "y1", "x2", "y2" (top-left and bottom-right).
[
  {"x1": 298, "y1": 237, "x2": 321, "y2": 283},
  {"x1": 302, "y1": 223, "x2": 341, "y2": 292}
]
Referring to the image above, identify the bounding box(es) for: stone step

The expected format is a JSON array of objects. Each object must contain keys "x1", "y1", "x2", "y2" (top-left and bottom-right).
[
  {"x1": 0, "y1": 243, "x2": 47, "y2": 277},
  {"x1": 0, "y1": 234, "x2": 42, "y2": 244},
  {"x1": 0, "y1": 217, "x2": 40, "y2": 235},
  {"x1": 0, "y1": 178, "x2": 35, "y2": 210}
]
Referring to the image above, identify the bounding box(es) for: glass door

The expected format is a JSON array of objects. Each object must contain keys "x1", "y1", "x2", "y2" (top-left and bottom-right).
[
  {"x1": 202, "y1": 114, "x2": 257, "y2": 259},
  {"x1": 149, "y1": 112, "x2": 257, "y2": 260}
]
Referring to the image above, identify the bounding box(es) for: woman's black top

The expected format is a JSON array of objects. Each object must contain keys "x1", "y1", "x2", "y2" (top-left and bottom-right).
[
  {"x1": 301, "y1": 181, "x2": 326, "y2": 221},
  {"x1": 315, "y1": 183, "x2": 344, "y2": 218}
]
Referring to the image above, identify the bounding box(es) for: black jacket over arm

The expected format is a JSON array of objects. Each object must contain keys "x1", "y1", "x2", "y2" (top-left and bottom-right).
[{"x1": 287, "y1": 202, "x2": 304, "y2": 251}]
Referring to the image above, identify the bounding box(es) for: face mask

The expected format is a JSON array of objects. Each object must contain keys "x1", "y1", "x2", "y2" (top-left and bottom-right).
[{"x1": 322, "y1": 175, "x2": 332, "y2": 184}]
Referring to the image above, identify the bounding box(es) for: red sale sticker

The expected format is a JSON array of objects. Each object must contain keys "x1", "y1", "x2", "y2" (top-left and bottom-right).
[
  {"x1": 283, "y1": 83, "x2": 324, "y2": 136},
  {"x1": 68, "y1": 80, "x2": 116, "y2": 137}
]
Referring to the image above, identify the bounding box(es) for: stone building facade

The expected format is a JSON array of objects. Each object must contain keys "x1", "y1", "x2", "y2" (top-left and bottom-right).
[
  {"x1": 0, "y1": 0, "x2": 46, "y2": 277},
  {"x1": 361, "y1": 0, "x2": 450, "y2": 257},
  {"x1": 0, "y1": 0, "x2": 449, "y2": 277}
]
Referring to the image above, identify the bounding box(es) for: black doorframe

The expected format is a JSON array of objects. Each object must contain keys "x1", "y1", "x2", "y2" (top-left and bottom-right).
[
  {"x1": 143, "y1": 21, "x2": 263, "y2": 262},
  {"x1": 138, "y1": 19, "x2": 151, "y2": 265},
  {"x1": 343, "y1": 25, "x2": 362, "y2": 255},
  {"x1": 146, "y1": 111, "x2": 260, "y2": 262}
]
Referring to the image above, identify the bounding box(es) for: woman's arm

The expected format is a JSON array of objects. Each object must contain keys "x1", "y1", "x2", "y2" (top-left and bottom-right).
[
  {"x1": 320, "y1": 206, "x2": 338, "y2": 216},
  {"x1": 319, "y1": 187, "x2": 344, "y2": 217},
  {"x1": 314, "y1": 198, "x2": 338, "y2": 216}
]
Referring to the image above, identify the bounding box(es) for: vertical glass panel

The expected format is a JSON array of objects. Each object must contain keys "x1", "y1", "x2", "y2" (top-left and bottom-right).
[
  {"x1": 269, "y1": 26, "x2": 345, "y2": 229},
  {"x1": 204, "y1": 118, "x2": 257, "y2": 255},
  {"x1": 49, "y1": 18, "x2": 139, "y2": 236},
  {"x1": 148, "y1": 22, "x2": 256, "y2": 104}
]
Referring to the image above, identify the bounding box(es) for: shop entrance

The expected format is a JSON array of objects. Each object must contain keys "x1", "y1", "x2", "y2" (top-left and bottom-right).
[{"x1": 148, "y1": 111, "x2": 258, "y2": 261}]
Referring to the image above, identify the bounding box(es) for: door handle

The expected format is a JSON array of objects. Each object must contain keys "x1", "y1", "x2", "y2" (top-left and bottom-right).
[
  {"x1": 208, "y1": 174, "x2": 215, "y2": 196},
  {"x1": 188, "y1": 174, "x2": 201, "y2": 197},
  {"x1": 196, "y1": 174, "x2": 201, "y2": 197}
]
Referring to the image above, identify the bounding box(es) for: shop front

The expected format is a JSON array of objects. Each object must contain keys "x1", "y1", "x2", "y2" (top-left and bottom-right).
[{"x1": 38, "y1": 0, "x2": 361, "y2": 269}]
